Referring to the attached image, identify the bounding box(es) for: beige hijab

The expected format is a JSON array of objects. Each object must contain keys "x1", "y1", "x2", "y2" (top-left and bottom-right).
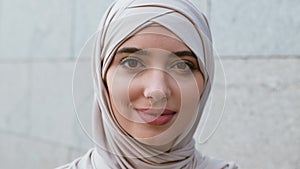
[{"x1": 57, "y1": 0, "x2": 238, "y2": 168}]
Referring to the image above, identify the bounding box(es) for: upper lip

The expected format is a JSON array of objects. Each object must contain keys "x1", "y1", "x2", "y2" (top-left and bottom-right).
[{"x1": 135, "y1": 108, "x2": 176, "y2": 115}]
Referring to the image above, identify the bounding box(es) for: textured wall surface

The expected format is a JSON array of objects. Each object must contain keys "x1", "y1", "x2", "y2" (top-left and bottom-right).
[
  {"x1": 0, "y1": 0, "x2": 299, "y2": 168},
  {"x1": 210, "y1": 0, "x2": 300, "y2": 56}
]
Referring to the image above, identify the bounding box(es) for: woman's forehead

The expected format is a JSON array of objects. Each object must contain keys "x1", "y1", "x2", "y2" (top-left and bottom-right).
[{"x1": 118, "y1": 33, "x2": 190, "y2": 53}]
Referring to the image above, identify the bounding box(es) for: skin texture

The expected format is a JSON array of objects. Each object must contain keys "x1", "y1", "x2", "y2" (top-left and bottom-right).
[{"x1": 105, "y1": 27, "x2": 205, "y2": 146}]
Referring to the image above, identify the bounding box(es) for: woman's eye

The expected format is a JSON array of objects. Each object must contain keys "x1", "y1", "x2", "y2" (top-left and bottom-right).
[
  {"x1": 176, "y1": 62, "x2": 188, "y2": 70},
  {"x1": 120, "y1": 57, "x2": 144, "y2": 69},
  {"x1": 173, "y1": 61, "x2": 196, "y2": 72}
]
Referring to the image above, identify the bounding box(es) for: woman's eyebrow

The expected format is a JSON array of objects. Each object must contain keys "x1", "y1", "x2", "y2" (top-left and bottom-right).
[
  {"x1": 116, "y1": 47, "x2": 150, "y2": 55},
  {"x1": 172, "y1": 51, "x2": 196, "y2": 57},
  {"x1": 116, "y1": 47, "x2": 195, "y2": 58}
]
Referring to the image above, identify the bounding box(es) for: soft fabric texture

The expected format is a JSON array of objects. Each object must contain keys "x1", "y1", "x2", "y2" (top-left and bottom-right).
[
  {"x1": 56, "y1": 0, "x2": 238, "y2": 168},
  {"x1": 57, "y1": 148, "x2": 238, "y2": 169}
]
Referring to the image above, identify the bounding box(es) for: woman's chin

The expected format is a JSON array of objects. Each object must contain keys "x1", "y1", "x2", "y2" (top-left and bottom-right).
[{"x1": 132, "y1": 127, "x2": 179, "y2": 149}]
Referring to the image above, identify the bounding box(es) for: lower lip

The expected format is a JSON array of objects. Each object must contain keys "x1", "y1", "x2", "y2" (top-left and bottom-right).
[{"x1": 138, "y1": 112, "x2": 175, "y2": 125}]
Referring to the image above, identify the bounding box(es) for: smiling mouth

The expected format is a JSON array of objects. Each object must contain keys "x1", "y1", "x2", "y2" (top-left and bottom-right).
[{"x1": 136, "y1": 108, "x2": 176, "y2": 125}]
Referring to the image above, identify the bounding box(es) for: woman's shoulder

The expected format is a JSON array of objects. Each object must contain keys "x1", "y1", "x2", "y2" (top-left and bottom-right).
[
  {"x1": 55, "y1": 149, "x2": 239, "y2": 169},
  {"x1": 202, "y1": 156, "x2": 239, "y2": 169},
  {"x1": 54, "y1": 148, "x2": 95, "y2": 169}
]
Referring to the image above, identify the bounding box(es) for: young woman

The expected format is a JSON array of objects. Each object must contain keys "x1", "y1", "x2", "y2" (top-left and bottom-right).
[{"x1": 57, "y1": 0, "x2": 238, "y2": 168}]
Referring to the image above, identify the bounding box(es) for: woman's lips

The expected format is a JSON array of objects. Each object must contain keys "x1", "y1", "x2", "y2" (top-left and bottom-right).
[{"x1": 136, "y1": 108, "x2": 176, "y2": 125}]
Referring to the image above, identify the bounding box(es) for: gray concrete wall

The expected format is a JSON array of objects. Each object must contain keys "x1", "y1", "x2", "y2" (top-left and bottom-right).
[{"x1": 0, "y1": 0, "x2": 299, "y2": 168}]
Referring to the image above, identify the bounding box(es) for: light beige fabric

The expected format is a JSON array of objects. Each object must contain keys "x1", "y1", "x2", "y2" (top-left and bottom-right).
[
  {"x1": 56, "y1": 148, "x2": 238, "y2": 169},
  {"x1": 56, "y1": 0, "x2": 238, "y2": 168}
]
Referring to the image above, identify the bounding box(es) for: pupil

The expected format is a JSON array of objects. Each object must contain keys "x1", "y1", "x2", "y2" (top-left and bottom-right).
[
  {"x1": 128, "y1": 60, "x2": 137, "y2": 67},
  {"x1": 177, "y1": 62, "x2": 187, "y2": 69}
]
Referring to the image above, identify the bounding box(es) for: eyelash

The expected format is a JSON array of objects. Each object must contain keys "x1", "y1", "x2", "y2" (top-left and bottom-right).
[
  {"x1": 120, "y1": 56, "x2": 145, "y2": 70},
  {"x1": 174, "y1": 60, "x2": 197, "y2": 70}
]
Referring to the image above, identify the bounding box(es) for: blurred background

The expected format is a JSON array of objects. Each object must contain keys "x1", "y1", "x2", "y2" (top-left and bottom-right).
[{"x1": 0, "y1": 0, "x2": 299, "y2": 168}]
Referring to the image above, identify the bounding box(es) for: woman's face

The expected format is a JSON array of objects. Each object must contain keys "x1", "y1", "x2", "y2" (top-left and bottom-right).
[{"x1": 106, "y1": 27, "x2": 205, "y2": 145}]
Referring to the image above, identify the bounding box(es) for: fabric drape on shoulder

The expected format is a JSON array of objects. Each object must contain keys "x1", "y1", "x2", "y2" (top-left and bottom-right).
[{"x1": 55, "y1": 148, "x2": 239, "y2": 169}]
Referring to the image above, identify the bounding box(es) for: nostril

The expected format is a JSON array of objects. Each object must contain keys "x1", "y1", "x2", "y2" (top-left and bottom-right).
[
  {"x1": 150, "y1": 90, "x2": 165, "y2": 99},
  {"x1": 145, "y1": 89, "x2": 168, "y2": 103}
]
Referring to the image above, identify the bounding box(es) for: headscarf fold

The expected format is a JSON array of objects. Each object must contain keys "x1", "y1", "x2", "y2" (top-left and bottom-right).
[{"x1": 59, "y1": 0, "x2": 238, "y2": 168}]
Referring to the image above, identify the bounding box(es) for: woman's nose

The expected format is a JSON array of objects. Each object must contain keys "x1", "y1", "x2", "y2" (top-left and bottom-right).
[{"x1": 143, "y1": 69, "x2": 171, "y2": 103}]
